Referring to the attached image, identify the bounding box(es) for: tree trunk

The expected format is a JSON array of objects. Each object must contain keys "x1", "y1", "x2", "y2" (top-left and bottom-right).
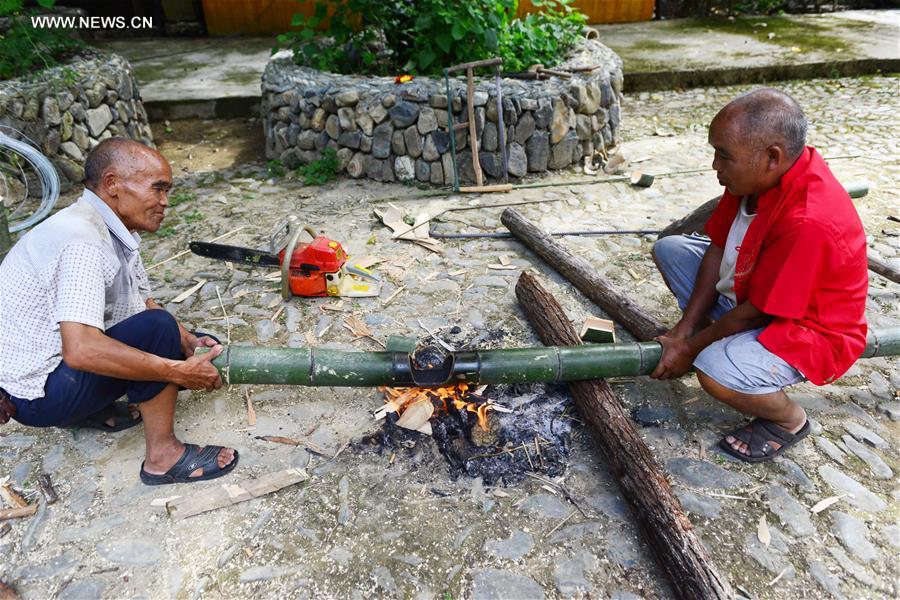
[
  {"x1": 656, "y1": 195, "x2": 721, "y2": 239},
  {"x1": 657, "y1": 195, "x2": 899, "y2": 284},
  {"x1": 502, "y1": 208, "x2": 667, "y2": 341},
  {"x1": 515, "y1": 272, "x2": 733, "y2": 600},
  {"x1": 868, "y1": 255, "x2": 900, "y2": 285}
]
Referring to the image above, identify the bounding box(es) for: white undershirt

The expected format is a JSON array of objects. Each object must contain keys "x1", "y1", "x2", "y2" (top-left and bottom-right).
[{"x1": 716, "y1": 197, "x2": 756, "y2": 303}]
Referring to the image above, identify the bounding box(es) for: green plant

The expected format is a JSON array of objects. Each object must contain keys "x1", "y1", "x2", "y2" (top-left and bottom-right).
[
  {"x1": 168, "y1": 191, "x2": 196, "y2": 207},
  {"x1": 295, "y1": 148, "x2": 339, "y2": 185},
  {"x1": 0, "y1": 0, "x2": 85, "y2": 80},
  {"x1": 267, "y1": 159, "x2": 286, "y2": 178},
  {"x1": 183, "y1": 210, "x2": 205, "y2": 223},
  {"x1": 154, "y1": 224, "x2": 176, "y2": 238},
  {"x1": 277, "y1": 0, "x2": 415, "y2": 75},
  {"x1": 279, "y1": 0, "x2": 587, "y2": 76},
  {"x1": 498, "y1": 0, "x2": 586, "y2": 72}
]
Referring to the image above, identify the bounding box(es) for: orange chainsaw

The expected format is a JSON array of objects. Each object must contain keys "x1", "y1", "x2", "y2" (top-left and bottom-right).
[{"x1": 189, "y1": 218, "x2": 381, "y2": 299}]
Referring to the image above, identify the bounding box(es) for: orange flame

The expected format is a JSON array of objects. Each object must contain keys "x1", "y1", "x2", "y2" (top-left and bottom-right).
[{"x1": 380, "y1": 383, "x2": 493, "y2": 430}]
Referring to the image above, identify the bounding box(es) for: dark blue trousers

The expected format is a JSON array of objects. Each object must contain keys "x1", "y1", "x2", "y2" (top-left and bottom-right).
[{"x1": 11, "y1": 309, "x2": 192, "y2": 428}]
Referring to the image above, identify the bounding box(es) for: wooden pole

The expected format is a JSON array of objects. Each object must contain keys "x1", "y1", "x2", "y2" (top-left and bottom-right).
[
  {"x1": 502, "y1": 208, "x2": 667, "y2": 341},
  {"x1": 515, "y1": 272, "x2": 733, "y2": 600},
  {"x1": 657, "y1": 190, "x2": 897, "y2": 284},
  {"x1": 466, "y1": 68, "x2": 484, "y2": 188}
]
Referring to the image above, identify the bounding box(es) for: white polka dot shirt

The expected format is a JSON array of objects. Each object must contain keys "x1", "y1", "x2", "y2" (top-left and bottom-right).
[{"x1": 0, "y1": 189, "x2": 151, "y2": 400}]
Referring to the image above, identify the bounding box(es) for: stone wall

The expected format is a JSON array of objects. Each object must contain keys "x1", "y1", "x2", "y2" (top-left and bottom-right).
[
  {"x1": 0, "y1": 50, "x2": 153, "y2": 189},
  {"x1": 261, "y1": 40, "x2": 624, "y2": 185}
]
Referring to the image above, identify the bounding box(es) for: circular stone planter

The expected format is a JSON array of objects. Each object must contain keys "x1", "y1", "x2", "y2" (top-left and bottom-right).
[
  {"x1": 0, "y1": 49, "x2": 154, "y2": 189},
  {"x1": 261, "y1": 39, "x2": 624, "y2": 185}
]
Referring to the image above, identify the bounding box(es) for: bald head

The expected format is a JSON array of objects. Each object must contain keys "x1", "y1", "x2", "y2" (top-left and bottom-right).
[
  {"x1": 83, "y1": 138, "x2": 166, "y2": 190},
  {"x1": 715, "y1": 89, "x2": 807, "y2": 159}
]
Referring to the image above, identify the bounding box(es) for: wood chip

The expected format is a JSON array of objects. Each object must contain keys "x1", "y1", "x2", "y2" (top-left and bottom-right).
[
  {"x1": 487, "y1": 264, "x2": 518, "y2": 270},
  {"x1": 0, "y1": 505, "x2": 37, "y2": 519},
  {"x1": 498, "y1": 254, "x2": 511, "y2": 266},
  {"x1": 382, "y1": 286, "x2": 405, "y2": 306},
  {"x1": 343, "y1": 315, "x2": 373, "y2": 338},
  {"x1": 0, "y1": 483, "x2": 27, "y2": 509},
  {"x1": 165, "y1": 468, "x2": 308, "y2": 520},
  {"x1": 245, "y1": 388, "x2": 256, "y2": 427},
  {"x1": 255, "y1": 435, "x2": 328, "y2": 456},
  {"x1": 170, "y1": 278, "x2": 207, "y2": 304},
  {"x1": 757, "y1": 515, "x2": 771, "y2": 548},
  {"x1": 767, "y1": 567, "x2": 788, "y2": 587},
  {"x1": 395, "y1": 399, "x2": 434, "y2": 435},
  {"x1": 810, "y1": 494, "x2": 847, "y2": 514},
  {"x1": 270, "y1": 304, "x2": 285, "y2": 321}
]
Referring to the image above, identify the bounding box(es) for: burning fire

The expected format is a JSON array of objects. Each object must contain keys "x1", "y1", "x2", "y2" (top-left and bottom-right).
[{"x1": 378, "y1": 383, "x2": 494, "y2": 434}]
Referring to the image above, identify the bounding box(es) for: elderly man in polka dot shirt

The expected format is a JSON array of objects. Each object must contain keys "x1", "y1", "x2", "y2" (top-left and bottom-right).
[{"x1": 0, "y1": 138, "x2": 238, "y2": 485}]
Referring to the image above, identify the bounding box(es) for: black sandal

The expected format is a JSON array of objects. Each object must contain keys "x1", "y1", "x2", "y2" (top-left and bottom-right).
[
  {"x1": 718, "y1": 418, "x2": 810, "y2": 464},
  {"x1": 73, "y1": 401, "x2": 142, "y2": 432},
  {"x1": 140, "y1": 443, "x2": 239, "y2": 486}
]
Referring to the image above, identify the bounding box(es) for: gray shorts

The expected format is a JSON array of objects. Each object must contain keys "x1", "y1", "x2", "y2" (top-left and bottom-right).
[{"x1": 653, "y1": 234, "x2": 805, "y2": 395}]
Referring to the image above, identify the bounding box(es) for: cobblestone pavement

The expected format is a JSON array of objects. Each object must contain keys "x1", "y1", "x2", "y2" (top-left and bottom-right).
[{"x1": 1, "y1": 75, "x2": 897, "y2": 600}]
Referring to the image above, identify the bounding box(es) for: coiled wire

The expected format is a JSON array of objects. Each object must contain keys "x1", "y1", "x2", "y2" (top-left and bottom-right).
[{"x1": 0, "y1": 130, "x2": 60, "y2": 233}]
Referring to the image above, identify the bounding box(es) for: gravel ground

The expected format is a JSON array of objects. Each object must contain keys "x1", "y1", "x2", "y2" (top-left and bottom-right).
[{"x1": 1, "y1": 74, "x2": 897, "y2": 600}]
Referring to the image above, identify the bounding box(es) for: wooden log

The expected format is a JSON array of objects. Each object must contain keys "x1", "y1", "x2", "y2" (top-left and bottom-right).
[
  {"x1": 515, "y1": 272, "x2": 732, "y2": 600},
  {"x1": 868, "y1": 255, "x2": 900, "y2": 285},
  {"x1": 502, "y1": 208, "x2": 667, "y2": 341},
  {"x1": 657, "y1": 191, "x2": 898, "y2": 284},
  {"x1": 657, "y1": 195, "x2": 721, "y2": 239}
]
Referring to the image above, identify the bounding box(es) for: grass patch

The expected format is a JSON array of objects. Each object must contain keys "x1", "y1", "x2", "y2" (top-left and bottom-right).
[
  {"x1": 168, "y1": 191, "x2": 196, "y2": 207},
  {"x1": 183, "y1": 210, "x2": 205, "y2": 223},
  {"x1": 153, "y1": 224, "x2": 177, "y2": 238},
  {"x1": 683, "y1": 16, "x2": 870, "y2": 53}
]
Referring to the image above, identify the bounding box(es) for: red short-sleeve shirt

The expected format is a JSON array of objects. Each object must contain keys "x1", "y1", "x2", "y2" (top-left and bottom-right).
[{"x1": 704, "y1": 147, "x2": 868, "y2": 385}]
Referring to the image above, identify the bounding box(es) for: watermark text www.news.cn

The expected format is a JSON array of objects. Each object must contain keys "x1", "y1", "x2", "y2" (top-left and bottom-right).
[{"x1": 30, "y1": 15, "x2": 154, "y2": 29}]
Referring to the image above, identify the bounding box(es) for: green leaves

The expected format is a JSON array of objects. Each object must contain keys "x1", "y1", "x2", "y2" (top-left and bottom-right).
[
  {"x1": 277, "y1": 0, "x2": 586, "y2": 77},
  {"x1": 0, "y1": 0, "x2": 84, "y2": 80}
]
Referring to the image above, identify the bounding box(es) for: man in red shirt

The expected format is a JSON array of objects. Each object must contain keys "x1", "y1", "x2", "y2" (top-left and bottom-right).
[{"x1": 650, "y1": 88, "x2": 868, "y2": 463}]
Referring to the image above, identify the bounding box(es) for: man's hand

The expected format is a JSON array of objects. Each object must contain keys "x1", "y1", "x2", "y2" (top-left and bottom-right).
[
  {"x1": 0, "y1": 393, "x2": 16, "y2": 424},
  {"x1": 172, "y1": 344, "x2": 225, "y2": 391},
  {"x1": 650, "y1": 334, "x2": 698, "y2": 380},
  {"x1": 180, "y1": 331, "x2": 218, "y2": 358}
]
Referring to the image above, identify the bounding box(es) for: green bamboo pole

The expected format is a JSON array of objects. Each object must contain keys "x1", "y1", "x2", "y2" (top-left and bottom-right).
[{"x1": 206, "y1": 327, "x2": 899, "y2": 387}]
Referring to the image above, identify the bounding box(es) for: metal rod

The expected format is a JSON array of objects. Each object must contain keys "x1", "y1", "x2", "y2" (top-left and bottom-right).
[
  {"x1": 429, "y1": 227, "x2": 661, "y2": 239},
  {"x1": 206, "y1": 327, "x2": 900, "y2": 387}
]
